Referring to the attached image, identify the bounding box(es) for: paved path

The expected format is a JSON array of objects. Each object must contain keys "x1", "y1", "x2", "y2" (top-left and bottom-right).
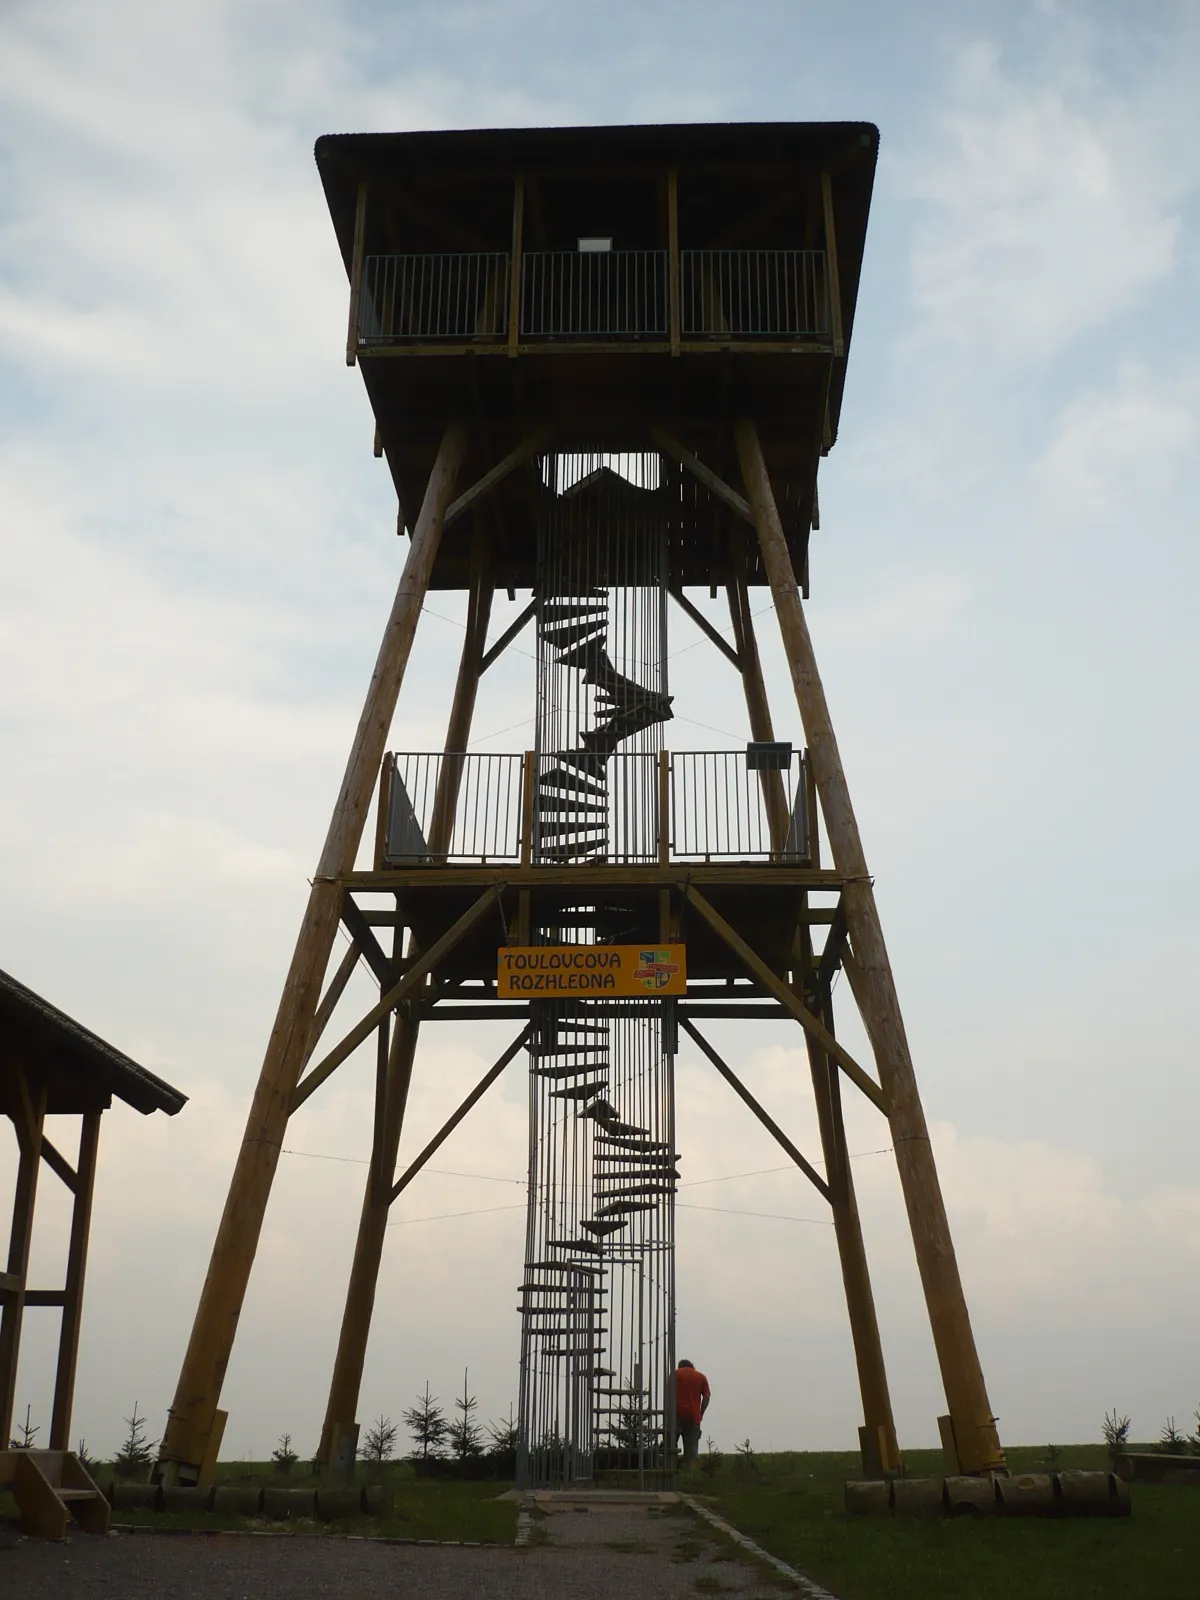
[{"x1": 1, "y1": 1499, "x2": 808, "y2": 1598}]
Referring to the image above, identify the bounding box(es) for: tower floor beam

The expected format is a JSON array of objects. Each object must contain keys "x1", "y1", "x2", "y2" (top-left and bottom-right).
[
  {"x1": 157, "y1": 419, "x2": 468, "y2": 1482},
  {"x1": 735, "y1": 416, "x2": 1004, "y2": 1475}
]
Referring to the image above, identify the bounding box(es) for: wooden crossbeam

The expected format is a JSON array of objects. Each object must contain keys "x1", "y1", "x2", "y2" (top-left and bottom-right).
[
  {"x1": 290, "y1": 887, "x2": 503, "y2": 1114},
  {"x1": 0, "y1": 1271, "x2": 20, "y2": 1296},
  {"x1": 681, "y1": 884, "x2": 887, "y2": 1115},
  {"x1": 388, "y1": 1026, "x2": 531, "y2": 1203},
  {"x1": 815, "y1": 897, "x2": 849, "y2": 1000},
  {"x1": 39, "y1": 1138, "x2": 77, "y2": 1193},
  {"x1": 443, "y1": 432, "x2": 550, "y2": 528},
  {"x1": 679, "y1": 1016, "x2": 830, "y2": 1201},
  {"x1": 304, "y1": 941, "x2": 362, "y2": 1067},
  {"x1": 22, "y1": 1289, "x2": 67, "y2": 1309},
  {"x1": 480, "y1": 599, "x2": 536, "y2": 673},
  {"x1": 340, "y1": 895, "x2": 397, "y2": 989},
  {"x1": 651, "y1": 428, "x2": 754, "y2": 524},
  {"x1": 668, "y1": 587, "x2": 741, "y2": 670}
]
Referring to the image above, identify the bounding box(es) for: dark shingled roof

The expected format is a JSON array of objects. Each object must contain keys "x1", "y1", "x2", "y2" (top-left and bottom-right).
[{"x1": 0, "y1": 966, "x2": 186, "y2": 1118}]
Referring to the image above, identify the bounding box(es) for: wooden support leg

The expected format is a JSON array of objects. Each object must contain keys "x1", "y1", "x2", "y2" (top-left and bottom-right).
[
  {"x1": 157, "y1": 419, "x2": 468, "y2": 1481},
  {"x1": 725, "y1": 543, "x2": 790, "y2": 850},
  {"x1": 316, "y1": 529, "x2": 491, "y2": 1465},
  {"x1": 735, "y1": 417, "x2": 1003, "y2": 1474},
  {"x1": 805, "y1": 1003, "x2": 899, "y2": 1472},
  {"x1": 428, "y1": 526, "x2": 494, "y2": 856},
  {"x1": 0, "y1": 1087, "x2": 45, "y2": 1448},
  {"x1": 317, "y1": 1012, "x2": 419, "y2": 1462},
  {"x1": 48, "y1": 1110, "x2": 101, "y2": 1451}
]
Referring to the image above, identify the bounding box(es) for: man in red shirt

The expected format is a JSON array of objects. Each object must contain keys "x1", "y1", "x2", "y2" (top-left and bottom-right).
[{"x1": 674, "y1": 1358, "x2": 711, "y2": 1467}]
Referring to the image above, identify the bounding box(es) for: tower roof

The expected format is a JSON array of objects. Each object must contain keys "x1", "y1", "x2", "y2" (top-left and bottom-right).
[{"x1": 314, "y1": 121, "x2": 880, "y2": 590}]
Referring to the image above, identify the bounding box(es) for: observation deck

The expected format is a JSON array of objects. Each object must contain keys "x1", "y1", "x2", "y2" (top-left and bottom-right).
[
  {"x1": 315, "y1": 122, "x2": 879, "y2": 591},
  {"x1": 334, "y1": 746, "x2": 847, "y2": 1027}
]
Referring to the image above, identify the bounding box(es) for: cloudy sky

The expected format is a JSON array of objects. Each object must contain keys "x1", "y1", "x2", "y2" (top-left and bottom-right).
[{"x1": 2, "y1": 0, "x2": 1199, "y2": 1462}]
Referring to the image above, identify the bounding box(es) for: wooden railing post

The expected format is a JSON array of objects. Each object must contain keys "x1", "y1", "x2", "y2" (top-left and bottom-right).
[
  {"x1": 520, "y1": 750, "x2": 536, "y2": 868},
  {"x1": 346, "y1": 182, "x2": 367, "y2": 367},
  {"x1": 668, "y1": 168, "x2": 681, "y2": 355},
  {"x1": 508, "y1": 175, "x2": 524, "y2": 356},
  {"x1": 821, "y1": 171, "x2": 844, "y2": 356},
  {"x1": 658, "y1": 750, "x2": 671, "y2": 865}
]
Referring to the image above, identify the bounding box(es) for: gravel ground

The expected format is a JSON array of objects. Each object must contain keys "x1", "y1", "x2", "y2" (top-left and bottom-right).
[{"x1": 1, "y1": 1500, "x2": 796, "y2": 1598}]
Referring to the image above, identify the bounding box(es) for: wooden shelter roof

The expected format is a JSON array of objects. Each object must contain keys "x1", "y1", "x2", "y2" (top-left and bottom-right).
[{"x1": 0, "y1": 967, "x2": 186, "y2": 1118}]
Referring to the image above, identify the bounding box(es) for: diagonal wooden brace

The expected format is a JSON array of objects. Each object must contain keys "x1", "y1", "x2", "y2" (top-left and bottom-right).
[
  {"x1": 290, "y1": 886, "x2": 504, "y2": 1114},
  {"x1": 682, "y1": 884, "x2": 888, "y2": 1115},
  {"x1": 668, "y1": 586, "x2": 741, "y2": 671},
  {"x1": 443, "y1": 430, "x2": 551, "y2": 527},
  {"x1": 389, "y1": 1025, "x2": 531, "y2": 1203},
  {"x1": 650, "y1": 428, "x2": 754, "y2": 524},
  {"x1": 678, "y1": 1016, "x2": 831, "y2": 1201}
]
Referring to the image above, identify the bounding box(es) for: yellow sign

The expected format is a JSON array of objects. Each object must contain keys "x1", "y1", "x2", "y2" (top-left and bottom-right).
[{"x1": 498, "y1": 944, "x2": 686, "y2": 998}]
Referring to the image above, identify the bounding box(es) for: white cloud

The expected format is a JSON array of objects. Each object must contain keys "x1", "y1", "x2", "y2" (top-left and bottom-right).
[
  {"x1": 1034, "y1": 366, "x2": 1198, "y2": 519},
  {"x1": 902, "y1": 39, "x2": 1188, "y2": 357}
]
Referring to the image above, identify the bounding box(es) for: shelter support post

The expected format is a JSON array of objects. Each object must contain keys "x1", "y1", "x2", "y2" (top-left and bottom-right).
[
  {"x1": 157, "y1": 419, "x2": 468, "y2": 1482},
  {"x1": 0, "y1": 1079, "x2": 46, "y2": 1448},
  {"x1": 317, "y1": 527, "x2": 492, "y2": 1465},
  {"x1": 734, "y1": 416, "x2": 1004, "y2": 1474},
  {"x1": 48, "y1": 1110, "x2": 101, "y2": 1450}
]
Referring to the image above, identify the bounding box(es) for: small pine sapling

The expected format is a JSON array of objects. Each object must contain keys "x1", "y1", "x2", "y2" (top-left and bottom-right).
[
  {"x1": 448, "y1": 1369, "x2": 484, "y2": 1460},
  {"x1": 402, "y1": 1381, "x2": 449, "y2": 1461},
  {"x1": 9, "y1": 1404, "x2": 39, "y2": 1449},
  {"x1": 1044, "y1": 1443, "x2": 1062, "y2": 1471},
  {"x1": 487, "y1": 1404, "x2": 519, "y2": 1456},
  {"x1": 113, "y1": 1403, "x2": 157, "y2": 1478},
  {"x1": 75, "y1": 1439, "x2": 101, "y2": 1475},
  {"x1": 700, "y1": 1435, "x2": 723, "y2": 1477},
  {"x1": 1102, "y1": 1408, "x2": 1131, "y2": 1457},
  {"x1": 271, "y1": 1433, "x2": 299, "y2": 1474},
  {"x1": 611, "y1": 1383, "x2": 657, "y2": 1452},
  {"x1": 1159, "y1": 1416, "x2": 1188, "y2": 1455},
  {"x1": 361, "y1": 1415, "x2": 399, "y2": 1462},
  {"x1": 734, "y1": 1437, "x2": 758, "y2": 1477}
]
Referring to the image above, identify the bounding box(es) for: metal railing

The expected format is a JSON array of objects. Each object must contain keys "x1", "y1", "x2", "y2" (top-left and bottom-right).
[
  {"x1": 358, "y1": 254, "x2": 510, "y2": 343},
  {"x1": 520, "y1": 251, "x2": 668, "y2": 339},
  {"x1": 382, "y1": 750, "x2": 810, "y2": 866},
  {"x1": 355, "y1": 249, "x2": 830, "y2": 346},
  {"x1": 680, "y1": 250, "x2": 829, "y2": 338},
  {"x1": 670, "y1": 749, "x2": 809, "y2": 861},
  {"x1": 384, "y1": 753, "x2": 524, "y2": 863}
]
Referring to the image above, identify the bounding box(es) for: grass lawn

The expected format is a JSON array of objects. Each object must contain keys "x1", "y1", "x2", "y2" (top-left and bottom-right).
[
  {"x1": 2, "y1": 1461, "x2": 518, "y2": 1546},
  {"x1": 686, "y1": 1445, "x2": 1200, "y2": 1600}
]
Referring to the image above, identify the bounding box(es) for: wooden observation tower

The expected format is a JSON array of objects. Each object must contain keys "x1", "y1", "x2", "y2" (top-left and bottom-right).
[{"x1": 156, "y1": 121, "x2": 1005, "y2": 1486}]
